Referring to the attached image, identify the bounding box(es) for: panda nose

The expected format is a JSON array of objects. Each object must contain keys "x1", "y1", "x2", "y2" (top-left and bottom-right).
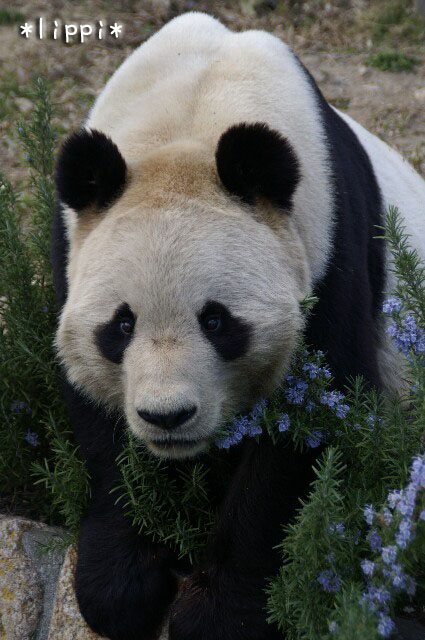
[{"x1": 137, "y1": 405, "x2": 197, "y2": 430}]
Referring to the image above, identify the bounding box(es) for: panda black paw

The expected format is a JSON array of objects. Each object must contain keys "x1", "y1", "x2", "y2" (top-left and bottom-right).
[
  {"x1": 168, "y1": 567, "x2": 281, "y2": 640},
  {"x1": 75, "y1": 537, "x2": 177, "y2": 640}
]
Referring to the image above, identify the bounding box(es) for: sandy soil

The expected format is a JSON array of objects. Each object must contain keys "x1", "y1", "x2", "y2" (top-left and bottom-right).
[{"x1": 0, "y1": 0, "x2": 424, "y2": 187}]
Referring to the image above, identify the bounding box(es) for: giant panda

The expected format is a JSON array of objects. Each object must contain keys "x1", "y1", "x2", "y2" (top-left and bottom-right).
[{"x1": 52, "y1": 11, "x2": 425, "y2": 640}]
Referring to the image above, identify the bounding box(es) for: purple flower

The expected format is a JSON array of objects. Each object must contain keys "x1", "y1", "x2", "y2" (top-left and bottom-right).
[
  {"x1": 328, "y1": 621, "x2": 338, "y2": 634},
  {"x1": 364, "y1": 504, "x2": 375, "y2": 525},
  {"x1": 390, "y1": 563, "x2": 406, "y2": 589},
  {"x1": 305, "y1": 399, "x2": 316, "y2": 413},
  {"x1": 405, "y1": 576, "x2": 416, "y2": 596},
  {"x1": 321, "y1": 366, "x2": 332, "y2": 379},
  {"x1": 24, "y1": 430, "x2": 38, "y2": 447},
  {"x1": 303, "y1": 362, "x2": 320, "y2": 379},
  {"x1": 381, "y1": 545, "x2": 397, "y2": 565},
  {"x1": 277, "y1": 413, "x2": 290, "y2": 433},
  {"x1": 377, "y1": 612, "x2": 395, "y2": 638},
  {"x1": 382, "y1": 507, "x2": 393, "y2": 525},
  {"x1": 367, "y1": 414, "x2": 382, "y2": 427},
  {"x1": 382, "y1": 297, "x2": 402, "y2": 314},
  {"x1": 329, "y1": 522, "x2": 345, "y2": 536},
  {"x1": 317, "y1": 569, "x2": 342, "y2": 593},
  {"x1": 361, "y1": 559, "x2": 375, "y2": 576},
  {"x1": 388, "y1": 313, "x2": 423, "y2": 355},
  {"x1": 366, "y1": 586, "x2": 391, "y2": 607},
  {"x1": 335, "y1": 403, "x2": 350, "y2": 419},
  {"x1": 411, "y1": 455, "x2": 425, "y2": 487},
  {"x1": 395, "y1": 517, "x2": 413, "y2": 549},
  {"x1": 320, "y1": 391, "x2": 345, "y2": 408},
  {"x1": 305, "y1": 430, "x2": 323, "y2": 448},
  {"x1": 251, "y1": 399, "x2": 268, "y2": 420},
  {"x1": 11, "y1": 400, "x2": 32, "y2": 414},
  {"x1": 285, "y1": 378, "x2": 308, "y2": 405},
  {"x1": 368, "y1": 528, "x2": 382, "y2": 552},
  {"x1": 388, "y1": 489, "x2": 402, "y2": 509}
]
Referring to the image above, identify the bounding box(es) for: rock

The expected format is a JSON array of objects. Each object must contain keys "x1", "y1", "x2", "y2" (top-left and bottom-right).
[
  {"x1": 414, "y1": 87, "x2": 425, "y2": 102},
  {"x1": 0, "y1": 517, "x2": 65, "y2": 640},
  {"x1": 48, "y1": 546, "x2": 107, "y2": 639},
  {"x1": 15, "y1": 97, "x2": 33, "y2": 113},
  {"x1": 358, "y1": 65, "x2": 371, "y2": 78}
]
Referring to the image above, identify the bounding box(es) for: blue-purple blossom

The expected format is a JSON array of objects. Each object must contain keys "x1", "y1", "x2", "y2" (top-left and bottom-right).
[
  {"x1": 381, "y1": 545, "x2": 397, "y2": 565},
  {"x1": 382, "y1": 297, "x2": 402, "y2": 314},
  {"x1": 277, "y1": 413, "x2": 290, "y2": 433},
  {"x1": 320, "y1": 390, "x2": 345, "y2": 408},
  {"x1": 329, "y1": 522, "x2": 345, "y2": 536},
  {"x1": 367, "y1": 414, "x2": 382, "y2": 427},
  {"x1": 305, "y1": 399, "x2": 316, "y2": 413},
  {"x1": 411, "y1": 455, "x2": 425, "y2": 487},
  {"x1": 365, "y1": 586, "x2": 391, "y2": 607},
  {"x1": 335, "y1": 403, "x2": 350, "y2": 419},
  {"x1": 24, "y1": 430, "x2": 38, "y2": 447},
  {"x1": 305, "y1": 430, "x2": 323, "y2": 448},
  {"x1": 321, "y1": 366, "x2": 331, "y2": 379},
  {"x1": 303, "y1": 362, "x2": 320, "y2": 379},
  {"x1": 328, "y1": 621, "x2": 338, "y2": 634},
  {"x1": 361, "y1": 559, "x2": 375, "y2": 576},
  {"x1": 387, "y1": 313, "x2": 425, "y2": 355},
  {"x1": 251, "y1": 399, "x2": 268, "y2": 420},
  {"x1": 390, "y1": 563, "x2": 406, "y2": 589},
  {"x1": 11, "y1": 400, "x2": 32, "y2": 414},
  {"x1": 382, "y1": 507, "x2": 393, "y2": 525},
  {"x1": 387, "y1": 489, "x2": 402, "y2": 509},
  {"x1": 364, "y1": 504, "x2": 375, "y2": 525},
  {"x1": 395, "y1": 517, "x2": 413, "y2": 549},
  {"x1": 377, "y1": 612, "x2": 395, "y2": 638},
  {"x1": 405, "y1": 576, "x2": 416, "y2": 596},
  {"x1": 316, "y1": 569, "x2": 342, "y2": 593},
  {"x1": 285, "y1": 378, "x2": 308, "y2": 405},
  {"x1": 368, "y1": 528, "x2": 382, "y2": 552}
]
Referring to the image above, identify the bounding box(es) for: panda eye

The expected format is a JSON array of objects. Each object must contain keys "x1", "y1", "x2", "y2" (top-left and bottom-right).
[
  {"x1": 119, "y1": 317, "x2": 135, "y2": 336},
  {"x1": 203, "y1": 314, "x2": 222, "y2": 333}
]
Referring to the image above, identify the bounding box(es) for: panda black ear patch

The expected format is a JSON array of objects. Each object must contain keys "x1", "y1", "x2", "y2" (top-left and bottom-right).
[
  {"x1": 215, "y1": 122, "x2": 300, "y2": 212},
  {"x1": 55, "y1": 129, "x2": 127, "y2": 212}
]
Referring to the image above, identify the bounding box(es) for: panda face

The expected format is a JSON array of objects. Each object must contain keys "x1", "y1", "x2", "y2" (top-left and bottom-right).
[{"x1": 56, "y1": 126, "x2": 310, "y2": 459}]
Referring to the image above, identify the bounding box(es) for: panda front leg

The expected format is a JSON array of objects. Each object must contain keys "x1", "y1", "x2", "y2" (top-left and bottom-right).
[
  {"x1": 62, "y1": 382, "x2": 177, "y2": 640},
  {"x1": 168, "y1": 435, "x2": 318, "y2": 640},
  {"x1": 76, "y1": 478, "x2": 177, "y2": 640}
]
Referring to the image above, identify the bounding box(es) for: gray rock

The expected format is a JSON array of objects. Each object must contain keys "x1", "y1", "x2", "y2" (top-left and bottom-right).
[{"x1": 0, "y1": 517, "x2": 65, "y2": 640}]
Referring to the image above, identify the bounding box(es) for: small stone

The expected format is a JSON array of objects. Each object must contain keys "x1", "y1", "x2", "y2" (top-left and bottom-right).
[
  {"x1": 414, "y1": 87, "x2": 425, "y2": 101},
  {"x1": 358, "y1": 65, "x2": 371, "y2": 77},
  {"x1": 15, "y1": 97, "x2": 33, "y2": 113}
]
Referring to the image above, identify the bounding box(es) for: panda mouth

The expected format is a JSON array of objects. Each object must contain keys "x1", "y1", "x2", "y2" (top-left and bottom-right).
[
  {"x1": 150, "y1": 438, "x2": 201, "y2": 450},
  {"x1": 147, "y1": 436, "x2": 208, "y2": 459}
]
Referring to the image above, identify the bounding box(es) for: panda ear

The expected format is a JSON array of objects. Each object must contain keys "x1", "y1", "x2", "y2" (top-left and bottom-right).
[
  {"x1": 55, "y1": 129, "x2": 127, "y2": 213},
  {"x1": 215, "y1": 122, "x2": 300, "y2": 212}
]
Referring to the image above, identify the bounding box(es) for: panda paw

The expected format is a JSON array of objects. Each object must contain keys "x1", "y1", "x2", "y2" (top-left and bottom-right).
[
  {"x1": 168, "y1": 567, "x2": 281, "y2": 640},
  {"x1": 75, "y1": 543, "x2": 176, "y2": 640}
]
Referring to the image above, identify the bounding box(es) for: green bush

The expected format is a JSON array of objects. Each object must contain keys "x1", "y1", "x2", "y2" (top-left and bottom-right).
[{"x1": 365, "y1": 51, "x2": 419, "y2": 73}]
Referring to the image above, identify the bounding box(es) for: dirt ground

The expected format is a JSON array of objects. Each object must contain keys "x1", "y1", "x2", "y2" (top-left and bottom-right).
[{"x1": 0, "y1": 0, "x2": 424, "y2": 188}]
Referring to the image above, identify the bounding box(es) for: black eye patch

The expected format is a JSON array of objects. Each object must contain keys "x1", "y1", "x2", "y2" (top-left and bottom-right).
[
  {"x1": 197, "y1": 300, "x2": 251, "y2": 361},
  {"x1": 95, "y1": 303, "x2": 135, "y2": 364}
]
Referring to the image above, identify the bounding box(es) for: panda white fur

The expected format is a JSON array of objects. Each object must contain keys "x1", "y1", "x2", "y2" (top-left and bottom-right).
[{"x1": 52, "y1": 12, "x2": 425, "y2": 640}]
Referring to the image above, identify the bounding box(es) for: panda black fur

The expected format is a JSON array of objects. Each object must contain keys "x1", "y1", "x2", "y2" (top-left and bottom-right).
[{"x1": 52, "y1": 12, "x2": 425, "y2": 640}]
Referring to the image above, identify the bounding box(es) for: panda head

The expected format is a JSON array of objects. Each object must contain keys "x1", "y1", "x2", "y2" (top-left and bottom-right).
[{"x1": 55, "y1": 124, "x2": 309, "y2": 459}]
